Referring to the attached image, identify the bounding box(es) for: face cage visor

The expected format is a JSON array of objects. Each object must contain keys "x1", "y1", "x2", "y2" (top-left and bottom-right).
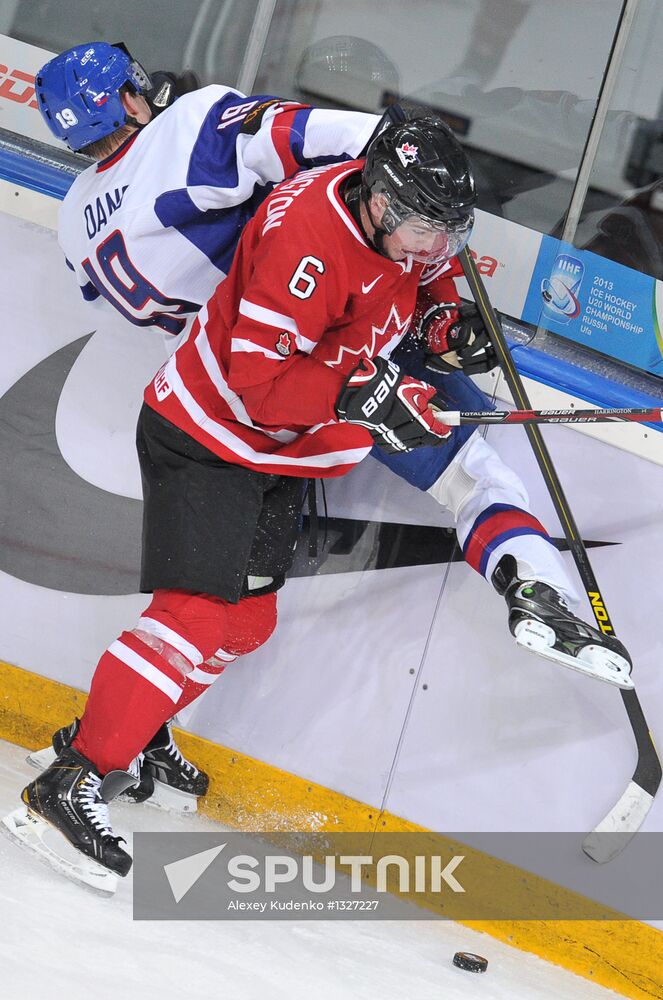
[
  {"x1": 112, "y1": 41, "x2": 153, "y2": 94},
  {"x1": 381, "y1": 198, "x2": 474, "y2": 264}
]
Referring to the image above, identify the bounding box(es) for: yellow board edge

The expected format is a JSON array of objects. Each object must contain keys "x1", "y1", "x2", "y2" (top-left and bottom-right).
[{"x1": 0, "y1": 658, "x2": 660, "y2": 999}]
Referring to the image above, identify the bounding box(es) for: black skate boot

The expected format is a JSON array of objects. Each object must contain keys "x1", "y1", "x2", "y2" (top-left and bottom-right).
[
  {"x1": 27, "y1": 718, "x2": 155, "y2": 803},
  {"x1": 2, "y1": 747, "x2": 136, "y2": 894},
  {"x1": 143, "y1": 721, "x2": 209, "y2": 813},
  {"x1": 492, "y1": 554, "x2": 633, "y2": 688}
]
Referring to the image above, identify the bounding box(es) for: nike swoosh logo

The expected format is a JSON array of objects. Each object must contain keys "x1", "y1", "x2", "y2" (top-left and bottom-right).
[
  {"x1": 0, "y1": 337, "x2": 617, "y2": 595},
  {"x1": 362, "y1": 275, "x2": 383, "y2": 294},
  {"x1": 0, "y1": 335, "x2": 143, "y2": 595}
]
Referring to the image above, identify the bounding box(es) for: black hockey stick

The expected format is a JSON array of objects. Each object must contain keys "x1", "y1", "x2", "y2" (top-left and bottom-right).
[
  {"x1": 459, "y1": 246, "x2": 661, "y2": 863},
  {"x1": 441, "y1": 405, "x2": 663, "y2": 427}
]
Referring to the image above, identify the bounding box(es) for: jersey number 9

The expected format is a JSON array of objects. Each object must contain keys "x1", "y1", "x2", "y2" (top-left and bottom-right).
[{"x1": 82, "y1": 229, "x2": 198, "y2": 334}]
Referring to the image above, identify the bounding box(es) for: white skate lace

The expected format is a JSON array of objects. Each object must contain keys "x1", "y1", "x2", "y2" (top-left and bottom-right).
[
  {"x1": 166, "y1": 736, "x2": 198, "y2": 777},
  {"x1": 78, "y1": 772, "x2": 114, "y2": 838},
  {"x1": 163, "y1": 721, "x2": 198, "y2": 777}
]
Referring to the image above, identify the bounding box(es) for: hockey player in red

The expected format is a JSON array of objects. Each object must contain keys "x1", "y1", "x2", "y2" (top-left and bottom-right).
[
  {"x1": 25, "y1": 42, "x2": 528, "y2": 816},
  {"x1": 9, "y1": 117, "x2": 631, "y2": 890}
]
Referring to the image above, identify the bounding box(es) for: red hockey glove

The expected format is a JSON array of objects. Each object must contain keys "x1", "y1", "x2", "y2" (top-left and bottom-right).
[
  {"x1": 419, "y1": 302, "x2": 498, "y2": 376},
  {"x1": 335, "y1": 357, "x2": 452, "y2": 454}
]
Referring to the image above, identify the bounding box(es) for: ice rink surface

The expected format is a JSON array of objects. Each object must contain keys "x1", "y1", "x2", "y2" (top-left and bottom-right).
[{"x1": 0, "y1": 740, "x2": 622, "y2": 1000}]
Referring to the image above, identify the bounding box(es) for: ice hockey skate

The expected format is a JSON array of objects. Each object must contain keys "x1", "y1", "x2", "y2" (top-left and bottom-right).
[
  {"x1": 26, "y1": 718, "x2": 208, "y2": 813},
  {"x1": 492, "y1": 554, "x2": 634, "y2": 689},
  {"x1": 141, "y1": 720, "x2": 209, "y2": 812},
  {"x1": 1, "y1": 747, "x2": 136, "y2": 895}
]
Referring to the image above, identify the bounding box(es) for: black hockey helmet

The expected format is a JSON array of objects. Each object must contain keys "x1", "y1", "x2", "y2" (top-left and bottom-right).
[{"x1": 362, "y1": 116, "x2": 476, "y2": 262}]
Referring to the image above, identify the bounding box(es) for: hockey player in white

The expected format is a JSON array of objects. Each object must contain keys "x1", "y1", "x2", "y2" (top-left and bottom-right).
[{"x1": 3, "y1": 43, "x2": 633, "y2": 892}]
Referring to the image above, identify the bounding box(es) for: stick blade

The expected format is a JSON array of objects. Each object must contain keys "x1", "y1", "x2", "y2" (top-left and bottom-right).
[
  {"x1": 582, "y1": 781, "x2": 655, "y2": 863},
  {"x1": 1, "y1": 806, "x2": 119, "y2": 895}
]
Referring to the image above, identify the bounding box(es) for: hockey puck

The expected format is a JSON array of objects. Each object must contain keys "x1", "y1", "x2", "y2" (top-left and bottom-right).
[{"x1": 453, "y1": 952, "x2": 488, "y2": 973}]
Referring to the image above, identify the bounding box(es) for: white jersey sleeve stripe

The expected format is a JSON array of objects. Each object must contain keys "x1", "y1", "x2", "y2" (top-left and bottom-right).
[
  {"x1": 238, "y1": 298, "x2": 317, "y2": 354},
  {"x1": 168, "y1": 355, "x2": 368, "y2": 469},
  {"x1": 194, "y1": 310, "x2": 256, "y2": 426},
  {"x1": 191, "y1": 326, "x2": 300, "y2": 444},
  {"x1": 239, "y1": 297, "x2": 299, "y2": 333},
  {"x1": 231, "y1": 338, "x2": 284, "y2": 360}
]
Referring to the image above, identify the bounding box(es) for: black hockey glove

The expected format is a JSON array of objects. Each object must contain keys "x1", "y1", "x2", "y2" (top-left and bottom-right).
[
  {"x1": 335, "y1": 357, "x2": 452, "y2": 455},
  {"x1": 146, "y1": 70, "x2": 201, "y2": 116},
  {"x1": 420, "y1": 302, "x2": 499, "y2": 376}
]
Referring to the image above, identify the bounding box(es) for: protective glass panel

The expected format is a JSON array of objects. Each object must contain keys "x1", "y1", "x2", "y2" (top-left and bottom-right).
[
  {"x1": 254, "y1": 0, "x2": 624, "y2": 236},
  {"x1": 2, "y1": 0, "x2": 259, "y2": 89},
  {"x1": 572, "y1": 0, "x2": 663, "y2": 281}
]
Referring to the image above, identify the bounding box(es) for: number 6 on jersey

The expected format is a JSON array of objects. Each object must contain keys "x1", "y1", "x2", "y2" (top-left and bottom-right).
[{"x1": 288, "y1": 255, "x2": 325, "y2": 299}]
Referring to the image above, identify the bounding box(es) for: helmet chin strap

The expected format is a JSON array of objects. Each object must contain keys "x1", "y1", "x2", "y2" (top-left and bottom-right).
[{"x1": 345, "y1": 183, "x2": 391, "y2": 260}]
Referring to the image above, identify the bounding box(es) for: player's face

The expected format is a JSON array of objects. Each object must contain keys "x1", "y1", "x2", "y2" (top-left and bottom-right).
[{"x1": 384, "y1": 213, "x2": 473, "y2": 264}]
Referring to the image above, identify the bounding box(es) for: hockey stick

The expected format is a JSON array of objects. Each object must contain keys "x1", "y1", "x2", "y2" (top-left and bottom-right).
[
  {"x1": 459, "y1": 246, "x2": 661, "y2": 863},
  {"x1": 442, "y1": 406, "x2": 663, "y2": 427}
]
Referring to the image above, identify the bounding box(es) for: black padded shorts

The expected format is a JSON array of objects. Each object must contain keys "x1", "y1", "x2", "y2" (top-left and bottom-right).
[{"x1": 136, "y1": 404, "x2": 307, "y2": 602}]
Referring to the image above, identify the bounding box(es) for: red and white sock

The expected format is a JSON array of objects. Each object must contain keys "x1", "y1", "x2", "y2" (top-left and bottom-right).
[
  {"x1": 73, "y1": 589, "x2": 277, "y2": 775},
  {"x1": 74, "y1": 630, "x2": 191, "y2": 774},
  {"x1": 175, "y1": 647, "x2": 237, "y2": 713}
]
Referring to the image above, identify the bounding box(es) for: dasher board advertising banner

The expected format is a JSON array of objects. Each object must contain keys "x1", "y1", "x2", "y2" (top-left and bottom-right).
[
  {"x1": 523, "y1": 234, "x2": 663, "y2": 377},
  {"x1": 0, "y1": 34, "x2": 56, "y2": 144}
]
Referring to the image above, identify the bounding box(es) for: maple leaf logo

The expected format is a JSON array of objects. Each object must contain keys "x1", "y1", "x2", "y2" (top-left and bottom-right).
[
  {"x1": 396, "y1": 142, "x2": 419, "y2": 167},
  {"x1": 276, "y1": 331, "x2": 292, "y2": 356}
]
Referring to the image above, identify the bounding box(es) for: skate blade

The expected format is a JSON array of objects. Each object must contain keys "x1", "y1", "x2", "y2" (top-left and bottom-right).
[
  {"x1": 112, "y1": 783, "x2": 198, "y2": 814},
  {"x1": 26, "y1": 746, "x2": 57, "y2": 771},
  {"x1": 1, "y1": 807, "x2": 119, "y2": 896},
  {"x1": 514, "y1": 620, "x2": 634, "y2": 689},
  {"x1": 145, "y1": 781, "x2": 199, "y2": 814}
]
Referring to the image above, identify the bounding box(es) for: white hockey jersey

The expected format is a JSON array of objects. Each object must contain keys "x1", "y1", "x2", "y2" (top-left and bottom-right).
[{"x1": 58, "y1": 86, "x2": 379, "y2": 335}]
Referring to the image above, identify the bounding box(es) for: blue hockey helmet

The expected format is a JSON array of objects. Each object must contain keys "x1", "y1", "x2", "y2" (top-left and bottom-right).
[{"x1": 35, "y1": 42, "x2": 152, "y2": 151}]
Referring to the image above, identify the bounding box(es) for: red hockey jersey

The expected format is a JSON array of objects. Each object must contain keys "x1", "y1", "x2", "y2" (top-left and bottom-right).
[{"x1": 144, "y1": 160, "x2": 461, "y2": 477}]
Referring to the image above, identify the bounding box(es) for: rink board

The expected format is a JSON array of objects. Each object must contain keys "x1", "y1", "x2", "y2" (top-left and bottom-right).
[
  {"x1": 1, "y1": 209, "x2": 663, "y2": 994},
  {"x1": 1, "y1": 657, "x2": 662, "y2": 997}
]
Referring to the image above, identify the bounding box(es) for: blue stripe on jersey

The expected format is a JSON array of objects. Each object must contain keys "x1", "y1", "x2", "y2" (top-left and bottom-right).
[
  {"x1": 154, "y1": 184, "x2": 271, "y2": 275},
  {"x1": 185, "y1": 92, "x2": 284, "y2": 189},
  {"x1": 186, "y1": 92, "x2": 243, "y2": 188},
  {"x1": 290, "y1": 108, "x2": 353, "y2": 168},
  {"x1": 152, "y1": 92, "x2": 289, "y2": 270},
  {"x1": 290, "y1": 109, "x2": 311, "y2": 165}
]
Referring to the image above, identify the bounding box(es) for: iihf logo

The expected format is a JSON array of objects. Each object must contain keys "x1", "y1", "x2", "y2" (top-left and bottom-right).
[
  {"x1": 541, "y1": 253, "x2": 584, "y2": 324},
  {"x1": 396, "y1": 143, "x2": 419, "y2": 167}
]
